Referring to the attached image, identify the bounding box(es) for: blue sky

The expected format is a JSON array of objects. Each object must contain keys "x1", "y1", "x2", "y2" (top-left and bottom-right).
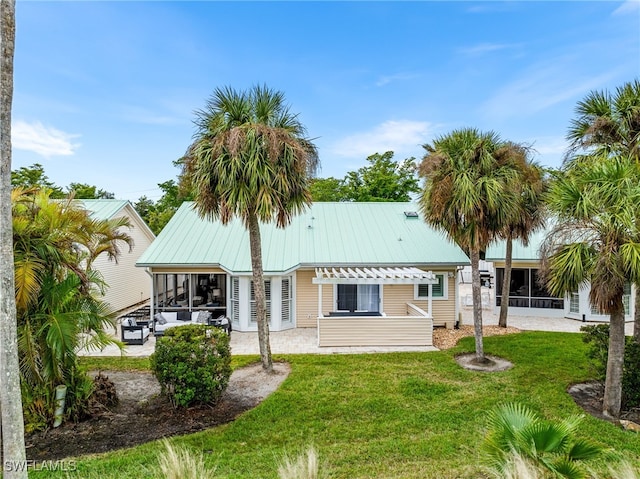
[{"x1": 12, "y1": 1, "x2": 640, "y2": 202}]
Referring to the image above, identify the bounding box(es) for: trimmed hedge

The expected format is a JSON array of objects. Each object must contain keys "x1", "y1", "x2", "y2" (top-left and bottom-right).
[{"x1": 150, "y1": 324, "x2": 232, "y2": 408}]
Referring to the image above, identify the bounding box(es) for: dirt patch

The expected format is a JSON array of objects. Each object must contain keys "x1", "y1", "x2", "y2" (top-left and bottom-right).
[
  {"x1": 25, "y1": 362, "x2": 290, "y2": 461},
  {"x1": 433, "y1": 325, "x2": 520, "y2": 350},
  {"x1": 455, "y1": 353, "x2": 514, "y2": 372},
  {"x1": 568, "y1": 381, "x2": 640, "y2": 426}
]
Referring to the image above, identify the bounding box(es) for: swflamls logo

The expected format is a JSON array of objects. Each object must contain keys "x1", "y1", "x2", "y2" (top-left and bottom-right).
[{"x1": 3, "y1": 460, "x2": 78, "y2": 472}]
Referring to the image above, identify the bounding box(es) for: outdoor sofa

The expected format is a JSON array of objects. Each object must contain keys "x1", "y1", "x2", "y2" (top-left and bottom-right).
[{"x1": 153, "y1": 310, "x2": 231, "y2": 336}]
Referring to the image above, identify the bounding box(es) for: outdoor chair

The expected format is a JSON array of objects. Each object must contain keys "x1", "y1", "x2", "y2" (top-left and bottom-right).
[{"x1": 121, "y1": 317, "x2": 151, "y2": 345}]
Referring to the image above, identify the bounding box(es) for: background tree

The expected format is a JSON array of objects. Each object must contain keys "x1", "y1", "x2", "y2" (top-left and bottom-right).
[
  {"x1": 419, "y1": 128, "x2": 521, "y2": 364},
  {"x1": 497, "y1": 145, "x2": 547, "y2": 328},
  {"x1": 67, "y1": 182, "x2": 114, "y2": 199},
  {"x1": 181, "y1": 85, "x2": 318, "y2": 372},
  {"x1": 540, "y1": 155, "x2": 640, "y2": 418},
  {"x1": 344, "y1": 151, "x2": 419, "y2": 201},
  {"x1": 11, "y1": 162, "x2": 64, "y2": 198},
  {"x1": 566, "y1": 79, "x2": 640, "y2": 343},
  {"x1": 309, "y1": 177, "x2": 348, "y2": 202},
  {"x1": 0, "y1": 0, "x2": 27, "y2": 472},
  {"x1": 134, "y1": 179, "x2": 193, "y2": 235}
]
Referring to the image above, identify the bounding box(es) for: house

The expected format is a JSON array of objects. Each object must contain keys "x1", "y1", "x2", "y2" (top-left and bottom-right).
[
  {"x1": 135, "y1": 202, "x2": 470, "y2": 347},
  {"x1": 80, "y1": 199, "x2": 155, "y2": 313},
  {"x1": 485, "y1": 230, "x2": 635, "y2": 321}
]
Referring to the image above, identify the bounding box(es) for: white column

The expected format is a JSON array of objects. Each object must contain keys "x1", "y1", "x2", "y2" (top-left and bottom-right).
[
  {"x1": 238, "y1": 276, "x2": 251, "y2": 331},
  {"x1": 428, "y1": 283, "x2": 433, "y2": 317}
]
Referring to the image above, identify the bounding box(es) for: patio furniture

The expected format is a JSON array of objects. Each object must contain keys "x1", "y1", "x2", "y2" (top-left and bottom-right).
[
  {"x1": 121, "y1": 317, "x2": 151, "y2": 345},
  {"x1": 154, "y1": 310, "x2": 231, "y2": 336}
]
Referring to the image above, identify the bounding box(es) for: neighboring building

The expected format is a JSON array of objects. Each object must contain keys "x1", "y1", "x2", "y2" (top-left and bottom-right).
[
  {"x1": 136, "y1": 202, "x2": 470, "y2": 347},
  {"x1": 485, "y1": 230, "x2": 635, "y2": 321},
  {"x1": 80, "y1": 199, "x2": 155, "y2": 313}
]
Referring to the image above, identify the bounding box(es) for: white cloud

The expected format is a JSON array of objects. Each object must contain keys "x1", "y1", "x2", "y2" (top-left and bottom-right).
[
  {"x1": 612, "y1": 0, "x2": 640, "y2": 16},
  {"x1": 330, "y1": 120, "x2": 433, "y2": 158},
  {"x1": 458, "y1": 43, "x2": 519, "y2": 56},
  {"x1": 482, "y1": 66, "x2": 617, "y2": 120},
  {"x1": 12, "y1": 120, "x2": 80, "y2": 157},
  {"x1": 375, "y1": 72, "x2": 419, "y2": 87}
]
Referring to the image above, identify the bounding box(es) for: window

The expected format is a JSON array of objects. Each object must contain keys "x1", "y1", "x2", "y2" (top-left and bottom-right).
[
  {"x1": 415, "y1": 274, "x2": 446, "y2": 300},
  {"x1": 250, "y1": 279, "x2": 271, "y2": 323},
  {"x1": 496, "y1": 268, "x2": 564, "y2": 309},
  {"x1": 230, "y1": 277, "x2": 240, "y2": 324},
  {"x1": 569, "y1": 292, "x2": 579, "y2": 314},
  {"x1": 282, "y1": 277, "x2": 292, "y2": 323},
  {"x1": 337, "y1": 284, "x2": 379, "y2": 312}
]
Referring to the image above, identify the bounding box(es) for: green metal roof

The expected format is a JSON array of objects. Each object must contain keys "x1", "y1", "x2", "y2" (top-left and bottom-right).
[
  {"x1": 137, "y1": 202, "x2": 470, "y2": 273},
  {"x1": 78, "y1": 199, "x2": 129, "y2": 220},
  {"x1": 485, "y1": 227, "x2": 549, "y2": 262}
]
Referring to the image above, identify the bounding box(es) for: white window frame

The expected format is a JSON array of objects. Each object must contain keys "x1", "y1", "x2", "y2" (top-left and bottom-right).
[{"x1": 414, "y1": 273, "x2": 447, "y2": 300}]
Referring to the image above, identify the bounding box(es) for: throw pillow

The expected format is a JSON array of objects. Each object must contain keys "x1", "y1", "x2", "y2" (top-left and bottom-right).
[
  {"x1": 198, "y1": 311, "x2": 212, "y2": 324},
  {"x1": 154, "y1": 313, "x2": 168, "y2": 325}
]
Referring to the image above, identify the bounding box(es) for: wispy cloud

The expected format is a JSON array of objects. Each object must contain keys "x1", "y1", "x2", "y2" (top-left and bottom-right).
[
  {"x1": 121, "y1": 105, "x2": 185, "y2": 125},
  {"x1": 482, "y1": 65, "x2": 616, "y2": 120},
  {"x1": 458, "y1": 43, "x2": 520, "y2": 56},
  {"x1": 612, "y1": 0, "x2": 640, "y2": 16},
  {"x1": 330, "y1": 120, "x2": 433, "y2": 158},
  {"x1": 12, "y1": 120, "x2": 80, "y2": 157},
  {"x1": 375, "y1": 72, "x2": 419, "y2": 87}
]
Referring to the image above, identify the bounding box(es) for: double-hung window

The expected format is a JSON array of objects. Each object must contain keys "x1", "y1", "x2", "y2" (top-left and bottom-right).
[{"x1": 415, "y1": 274, "x2": 446, "y2": 300}]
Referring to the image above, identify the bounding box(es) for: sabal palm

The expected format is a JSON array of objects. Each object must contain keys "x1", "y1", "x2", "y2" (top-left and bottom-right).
[
  {"x1": 496, "y1": 145, "x2": 547, "y2": 328},
  {"x1": 541, "y1": 155, "x2": 640, "y2": 418},
  {"x1": 183, "y1": 85, "x2": 319, "y2": 372},
  {"x1": 484, "y1": 403, "x2": 604, "y2": 479},
  {"x1": 419, "y1": 128, "x2": 521, "y2": 362},
  {"x1": 567, "y1": 79, "x2": 640, "y2": 161},
  {"x1": 566, "y1": 79, "x2": 640, "y2": 342}
]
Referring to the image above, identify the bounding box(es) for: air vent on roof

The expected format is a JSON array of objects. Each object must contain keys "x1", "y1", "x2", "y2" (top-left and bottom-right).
[{"x1": 404, "y1": 211, "x2": 419, "y2": 218}]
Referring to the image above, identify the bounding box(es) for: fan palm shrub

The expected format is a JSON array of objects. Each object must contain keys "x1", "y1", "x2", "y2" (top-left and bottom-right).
[{"x1": 483, "y1": 403, "x2": 605, "y2": 479}]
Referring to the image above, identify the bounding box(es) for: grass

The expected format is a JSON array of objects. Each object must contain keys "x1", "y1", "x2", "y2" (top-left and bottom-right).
[{"x1": 46, "y1": 332, "x2": 640, "y2": 478}]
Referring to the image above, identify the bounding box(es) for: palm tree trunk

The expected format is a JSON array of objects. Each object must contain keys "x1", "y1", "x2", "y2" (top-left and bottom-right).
[
  {"x1": 470, "y1": 247, "x2": 485, "y2": 362},
  {"x1": 603, "y1": 306, "x2": 625, "y2": 418},
  {"x1": 498, "y1": 236, "x2": 513, "y2": 328},
  {"x1": 0, "y1": 0, "x2": 27, "y2": 475},
  {"x1": 634, "y1": 288, "x2": 640, "y2": 344},
  {"x1": 247, "y1": 212, "x2": 273, "y2": 373}
]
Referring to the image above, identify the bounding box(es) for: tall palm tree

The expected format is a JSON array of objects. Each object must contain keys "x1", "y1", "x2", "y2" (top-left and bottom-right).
[
  {"x1": 566, "y1": 79, "x2": 640, "y2": 343},
  {"x1": 540, "y1": 155, "x2": 640, "y2": 418},
  {"x1": 418, "y1": 128, "x2": 521, "y2": 363},
  {"x1": 496, "y1": 145, "x2": 547, "y2": 328},
  {"x1": 182, "y1": 85, "x2": 319, "y2": 372},
  {"x1": 0, "y1": 0, "x2": 26, "y2": 472}
]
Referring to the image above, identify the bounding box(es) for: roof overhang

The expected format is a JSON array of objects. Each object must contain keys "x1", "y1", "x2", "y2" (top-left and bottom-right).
[{"x1": 312, "y1": 267, "x2": 439, "y2": 285}]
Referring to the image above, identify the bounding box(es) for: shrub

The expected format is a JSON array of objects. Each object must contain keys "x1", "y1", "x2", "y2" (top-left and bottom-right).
[
  {"x1": 157, "y1": 439, "x2": 217, "y2": 479},
  {"x1": 150, "y1": 324, "x2": 231, "y2": 407},
  {"x1": 581, "y1": 324, "x2": 640, "y2": 409}
]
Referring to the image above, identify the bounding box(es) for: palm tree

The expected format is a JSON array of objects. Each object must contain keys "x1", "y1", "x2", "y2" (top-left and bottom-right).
[
  {"x1": 0, "y1": 0, "x2": 26, "y2": 471},
  {"x1": 566, "y1": 79, "x2": 640, "y2": 343},
  {"x1": 540, "y1": 155, "x2": 640, "y2": 418},
  {"x1": 496, "y1": 145, "x2": 547, "y2": 328},
  {"x1": 12, "y1": 188, "x2": 132, "y2": 428},
  {"x1": 182, "y1": 85, "x2": 319, "y2": 372},
  {"x1": 418, "y1": 128, "x2": 521, "y2": 363},
  {"x1": 483, "y1": 402, "x2": 604, "y2": 478}
]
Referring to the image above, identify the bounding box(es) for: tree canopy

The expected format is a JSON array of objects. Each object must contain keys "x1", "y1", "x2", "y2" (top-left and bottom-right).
[{"x1": 310, "y1": 151, "x2": 419, "y2": 202}]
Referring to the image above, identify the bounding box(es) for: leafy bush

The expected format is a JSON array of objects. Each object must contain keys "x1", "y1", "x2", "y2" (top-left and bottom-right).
[
  {"x1": 150, "y1": 324, "x2": 231, "y2": 407},
  {"x1": 581, "y1": 324, "x2": 640, "y2": 409}
]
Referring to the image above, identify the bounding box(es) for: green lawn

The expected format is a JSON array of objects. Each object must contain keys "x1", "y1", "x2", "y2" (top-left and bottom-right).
[{"x1": 43, "y1": 332, "x2": 640, "y2": 478}]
